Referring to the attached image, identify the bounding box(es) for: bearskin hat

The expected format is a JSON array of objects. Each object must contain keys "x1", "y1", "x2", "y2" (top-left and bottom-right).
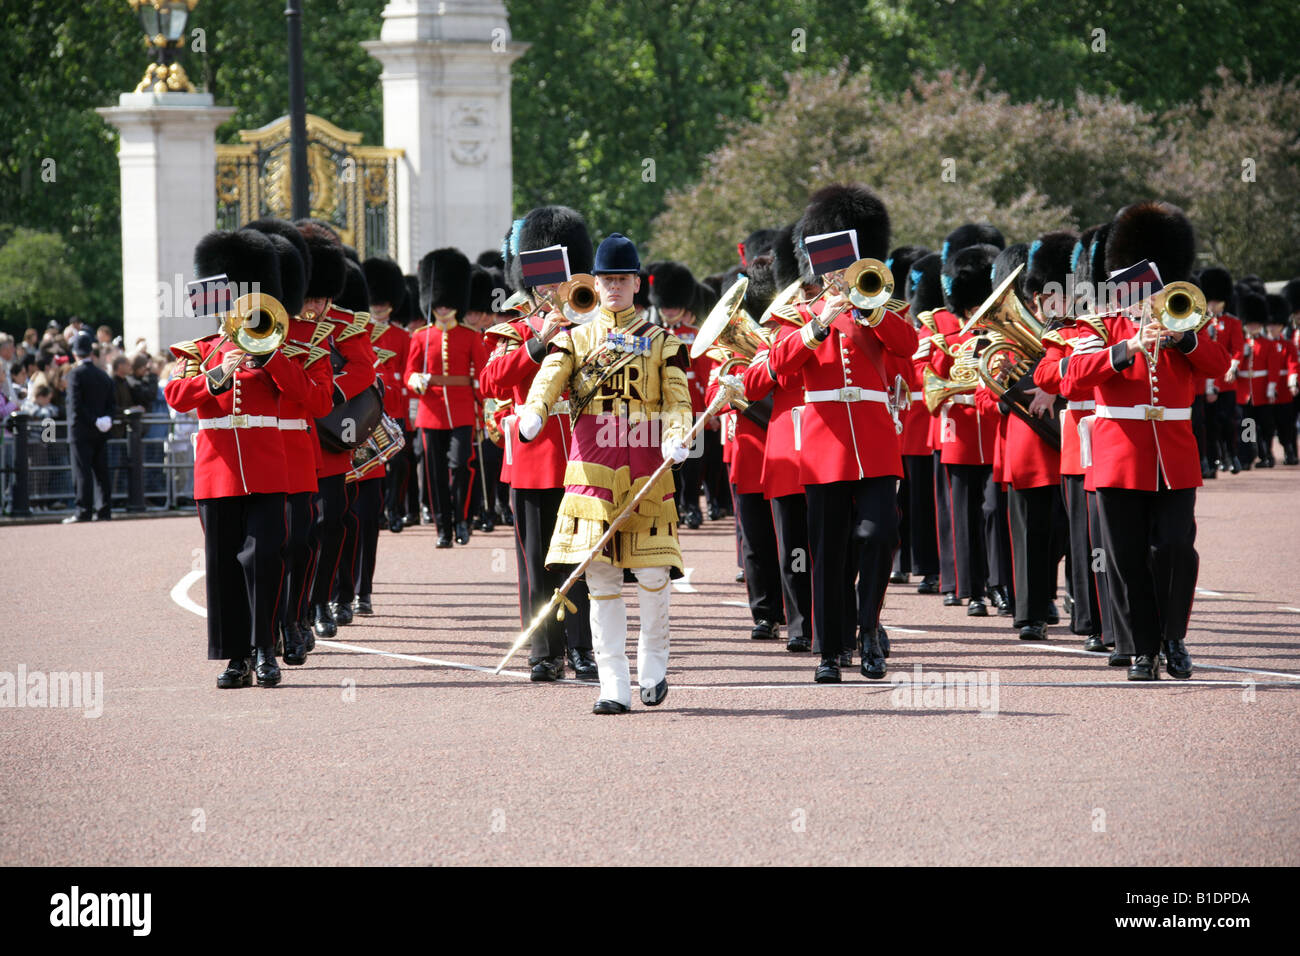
[
  {"x1": 1238, "y1": 274, "x2": 1267, "y2": 297},
  {"x1": 262, "y1": 233, "x2": 307, "y2": 316},
  {"x1": 701, "y1": 273, "x2": 726, "y2": 298},
  {"x1": 334, "y1": 258, "x2": 370, "y2": 314},
  {"x1": 362, "y1": 257, "x2": 406, "y2": 311},
  {"x1": 1025, "y1": 231, "x2": 1078, "y2": 299},
  {"x1": 771, "y1": 223, "x2": 801, "y2": 289},
  {"x1": 467, "y1": 264, "x2": 498, "y2": 314},
  {"x1": 341, "y1": 245, "x2": 360, "y2": 265},
  {"x1": 1238, "y1": 293, "x2": 1268, "y2": 327},
  {"x1": 648, "y1": 261, "x2": 697, "y2": 311},
  {"x1": 942, "y1": 224, "x2": 1005, "y2": 265},
  {"x1": 744, "y1": 253, "x2": 778, "y2": 322},
  {"x1": 1266, "y1": 293, "x2": 1290, "y2": 326},
  {"x1": 476, "y1": 249, "x2": 505, "y2": 271},
  {"x1": 508, "y1": 205, "x2": 594, "y2": 290},
  {"x1": 887, "y1": 245, "x2": 931, "y2": 296},
  {"x1": 296, "y1": 221, "x2": 346, "y2": 301},
  {"x1": 794, "y1": 184, "x2": 890, "y2": 282},
  {"x1": 1105, "y1": 201, "x2": 1195, "y2": 284},
  {"x1": 942, "y1": 243, "x2": 999, "y2": 317},
  {"x1": 242, "y1": 218, "x2": 311, "y2": 287},
  {"x1": 692, "y1": 281, "x2": 720, "y2": 323},
  {"x1": 1282, "y1": 278, "x2": 1300, "y2": 315},
  {"x1": 194, "y1": 229, "x2": 282, "y2": 302},
  {"x1": 1196, "y1": 266, "x2": 1234, "y2": 305},
  {"x1": 294, "y1": 218, "x2": 341, "y2": 243},
  {"x1": 418, "y1": 247, "x2": 472, "y2": 319},
  {"x1": 993, "y1": 243, "x2": 1031, "y2": 304},
  {"x1": 739, "y1": 228, "x2": 778, "y2": 267},
  {"x1": 906, "y1": 253, "x2": 943, "y2": 315},
  {"x1": 394, "y1": 275, "x2": 420, "y2": 326}
]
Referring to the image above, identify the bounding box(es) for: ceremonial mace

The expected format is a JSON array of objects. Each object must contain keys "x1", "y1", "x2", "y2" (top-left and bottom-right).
[{"x1": 492, "y1": 379, "x2": 742, "y2": 674}]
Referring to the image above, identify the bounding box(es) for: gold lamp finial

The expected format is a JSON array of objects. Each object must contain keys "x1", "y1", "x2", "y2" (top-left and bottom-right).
[{"x1": 128, "y1": 0, "x2": 200, "y2": 93}]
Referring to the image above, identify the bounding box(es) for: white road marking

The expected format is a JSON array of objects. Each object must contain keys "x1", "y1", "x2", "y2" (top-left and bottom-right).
[
  {"x1": 673, "y1": 567, "x2": 697, "y2": 593},
  {"x1": 882, "y1": 625, "x2": 928, "y2": 634},
  {"x1": 1028, "y1": 643, "x2": 1300, "y2": 682},
  {"x1": 1195, "y1": 588, "x2": 1225, "y2": 597},
  {"x1": 720, "y1": 600, "x2": 750, "y2": 608},
  {"x1": 170, "y1": 569, "x2": 207, "y2": 618},
  {"x1": 1279, "y1": 607, "x2": 1300, "y2": 613}
]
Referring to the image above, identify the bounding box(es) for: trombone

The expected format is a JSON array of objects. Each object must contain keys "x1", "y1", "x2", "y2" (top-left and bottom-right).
[
  {"x1": 196, "y1": 292, "x2": 290, "y2": 388},
  {"x1": 806, "y1": 258, "x2": 894, "y2": 330},
  {"x1": 499, "y1": 273, "x2": 600, "y2": 325}
]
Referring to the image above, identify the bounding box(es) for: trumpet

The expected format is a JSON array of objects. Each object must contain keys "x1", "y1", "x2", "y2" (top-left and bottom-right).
[
  {"x1": 499, "y1": 273, "x2": 600, "y2": 325},
  {"x1": 196, "y1": 292, "x2": 290, "y2": 388},
  {"x1": 807, "y1": 258, "x2": 894, "y2": 329}
]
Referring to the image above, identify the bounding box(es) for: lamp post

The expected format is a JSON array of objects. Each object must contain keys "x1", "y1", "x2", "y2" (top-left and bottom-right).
[
  {"x1": 285, "y1": 0, "x2": 309, "y2": 220},
  {"x1": 128, "y1": 0, "x2": 198, "y2": 93}
]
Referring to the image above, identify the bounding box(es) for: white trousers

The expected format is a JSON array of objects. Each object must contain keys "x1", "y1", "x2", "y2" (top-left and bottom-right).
[{"x1": 584, "y1": 562, "x2": 672, "y2": 706}]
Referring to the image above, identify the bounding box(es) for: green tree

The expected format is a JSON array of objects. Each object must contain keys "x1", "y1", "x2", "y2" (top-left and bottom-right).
[{"x1": 0, "y1": 228, "x2": 88, "y2": 333}]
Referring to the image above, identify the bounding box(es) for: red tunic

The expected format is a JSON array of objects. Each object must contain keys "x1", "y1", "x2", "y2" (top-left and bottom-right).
[
  {"x1": 278, "y1": 316, "x2": 336, "y2": 494},
  {"x1": 1034, "y1": 326, "x2": 1094, "y2": 478},
  {"x1": 742, "y1": 323, "x2": 804, "y2": 500},
  {"x1": 926, "y1": 310, "x2": 998, "y2": 466},
  {"x1": 404, "y1": 322, "x2": 487, "y2": 430},
  {"x1": 165, "y1": 335, "x2": 315, "y2": 499},
  {"x1": 480, "y1": 317, "x2": 574, "y2": 490},
  {"x1": 371, "y1": 320, "x2": 411, "y2": 423},
  {"x1": 706, "y1": 362, "x2": 766, "y2": 496},
  {"x1": 897, "y1": 325, "x2": 931, "y2": 458},
  {"x1": 662, "y1": 322, "x2": 709, "y2": 415},
  {"x1": 766, "y1": 300, "x2": 913, "y2": 485},
  {"x1": 316, "y1": 306, "x2": 378, "y2": 480},
  {"x1": 1062, "y1": 315, "x2": 1229, "y2": 491},
  {"x1": 1209, "y1": 313, "x2": 1244, "y2": 396}
]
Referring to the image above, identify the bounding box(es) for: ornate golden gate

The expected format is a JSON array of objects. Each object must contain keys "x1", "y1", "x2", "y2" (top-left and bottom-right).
[{"x1": 215, "y1": 114, "x2": 403, "y2": 259}]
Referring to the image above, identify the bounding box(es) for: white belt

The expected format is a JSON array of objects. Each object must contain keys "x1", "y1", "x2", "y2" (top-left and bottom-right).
[
  {"x1": 948, "y1": 394, "x2": 975, "y2": 406},
  {"x1": 552, "y1": 400, "x2": 571, "y2": 415},
  {"x1": 910, "y1": 391, "x2": 923, "y2": 402},
  {"x1": 278, "y1": 418, "x2": 308, "y2": 431},
  {"x1": 1240, "y1": 370, "x2": 1267, "y2": 379},
  {"x1": 199, "y1": 415, "x2": 280, "y2": 430},
  {"x1": 1066, "y1": 400, "x2": 1095, "y2": 411},
  {"x1": 804, "y1": 387, "x2": 889, "y2": 403},
  {"x1": 1094, "y1": 404, "x2": 1190, "y2": 422}
]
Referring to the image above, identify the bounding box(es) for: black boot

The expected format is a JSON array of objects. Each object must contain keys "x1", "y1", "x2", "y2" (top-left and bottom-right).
[
  {"x1": 859, "y1": 628, "x2": 887, "y2": 680},
  {"x1": 312, "y1": 603, "x2": 337, "y2": 639},
  {"x1": 329, "y1": 601, "x2": 354, "y2": 626},
  {"x1": 216, "y1": 658, "x2": 253, "y2": 689},
  {"x1": 255, "y1": 648, "x2": 282, "y2": 686},
  {"x1": 1164, "y1": 639, "x2": 1193, "y2": 679},
  {"x1": 917, "y1": 574, "x2": 940, "y2": 595},
  {"x1": 283, "y1": 623, "x2": 307, "y2": 666},
  {"x1": 353, "y1": 595, "x2": 374, "y2": 616},
  {"x1": 436, "y1": 528, "x2": 453, "y2": 548},
  {"x1": 566, "y1": 648, "x2": 599, "y2": 681},
  {"x1": 1127, "y1": 654, "x2": 1159, "y2": 681},
  {"x1": 814, "y1": 658, "x2": 841, "y2": 683},
  {"x1": 300, "y1": 618, "x2": 316, "y2": 653},
  {"x1": 455, "y1": 521, "x2": 471, "y2": 545}
]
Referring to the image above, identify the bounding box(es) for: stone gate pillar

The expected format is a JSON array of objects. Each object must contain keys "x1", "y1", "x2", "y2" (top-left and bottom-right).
[
  {"x1": 97, "y1": 92, "x2": 234, "y2": 352},
  {"x1": 363, "y1": 0, "x2": 528, "y2": 271}
]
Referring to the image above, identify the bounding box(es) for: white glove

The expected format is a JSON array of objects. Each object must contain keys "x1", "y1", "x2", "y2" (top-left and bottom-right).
[
  {"x1": 518, "y1": 409, "x2": 543, "y2": 441},
  {"x1": 662, "y1": 436, "x2": 689, "y2": 464},
  {"x1": 719, "y1": 374, "x2": 744, "y2": 395},
  {"x1": 1267, "y1": 381, "x2": 1277, "y2": 401},
  {"x1": 94, "y1": 416, "x2": 112, "y2": 433},
  {"x1": 406, "y1": 372, "x2": 429, "y2": 395}
]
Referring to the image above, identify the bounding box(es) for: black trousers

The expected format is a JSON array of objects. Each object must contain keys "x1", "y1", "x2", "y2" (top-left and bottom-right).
[
  {"x1": 70, "y1": 433, "x2": 111, "y2": 518},
  {"x1": 735, "y1": 490, "x2": 783, "y2": 623},
  {"x1": 897, "y1": 454, "x2": 939, "y2": 577},
  {"x1": 1061, "y1": 476, "x2": 1101, "y2": 637},
  {"x1": 1208, "y1": 392, "x2": 1237, "y2": 466},
  {"x1": 280, "y1": 490, "x2": 317, "y2": 633},
  {"x1": 471, "y1": 435, "x2": 503, "y2": 522},
  {"x1": 1238, "y1": 403, "x2": 1262, "y2": 465},
  {"x1": 1095, "y1": 486, "x2": 1198, "y2": 657},
  {"x1": 511, "y1": 487, "x2": 591, "y2": 659},
  {"x1": 1277, "y1": 399, "x2": 1299, "y2": 453},
  {"x1": 933, "y1": 451, "x2": 957, "y2": 592},
  {"x1": 331, "y1": 480, "x2": 361, "y2": 604},
  {"x1": 805, "y1": 477, "x2": 899, "y2": 658},
  {"x1": 420, "y1": 425, "x2": 473, "y2": 531},
  {"x1": 701, "y1": 429, "x2": 730, "y2": 512},
  {"x1": 403, "y1": 428, "x2": 422, "y2": 519},
  {"x1": 985, "y1": 479, "x2": 1013, "y2": 594},
  {"x1": 1007, "y1": 484, "x2": 1062, "y2": 626},
  {"x1": 348, "y1": 477, "x2": 383, "y2": 599},
  {"x1": 1087, "y1": 489, "x2": 1116, "y2": 649},
  {"x1": 310, "y1": 474, "x2": 349, "y2": 607},
  {"x1": 770, "y1": 492, "x2": 811, "y2": 645},
  {"x1": 676, "y1": 452, "x2": 703, "y2": 518},
  {"x1": 198, "y1": 493, "x2": 286, "y2": 660},
  {"x1": 1191, "y1": 394, "x2": 1208, "y2": 463},
  {"x1": 944, "y1": 463, "x2": 991, "y2": 599}
]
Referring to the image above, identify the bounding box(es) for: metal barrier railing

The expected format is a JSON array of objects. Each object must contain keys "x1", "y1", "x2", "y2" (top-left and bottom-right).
[{"x1": 1, "y1": 409, "x2": 199, "y2": 517}]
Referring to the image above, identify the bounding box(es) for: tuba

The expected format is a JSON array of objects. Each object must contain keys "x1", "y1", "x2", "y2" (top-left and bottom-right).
[
  {"x1": 196, "y1": 292, "x2": 290, "y2": 388},
  {"x1": 923, "y1": 338, "x2": 982, "y2": 413}
]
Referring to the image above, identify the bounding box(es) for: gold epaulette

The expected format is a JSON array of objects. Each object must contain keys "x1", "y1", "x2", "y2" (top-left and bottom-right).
[
  {"x1": 168, "y1": 338, "x2": 204, "y2": 362},
  {"x1": 282, "y1": 339, "x2": 331, "y2": 367},
  {"x1": 1076, "y1": 316, "x2": 1108, "y2": 340},
  {"x1": 885, "y1": 297, "x2": 909, "y2": 314},
  {"x1": 374, "y1": 347, "x2": 397, "y2": 366},
  {"x1": 336, "y1": 310, "x2": 372, "y2": 342},
  {"x1": 1041, "y1": 330, "x2": 1068, "y2": 349},
  {"x1": 485, "y1": 321, "x2": 525, "y2": 345},
  {"x1": 369, "y1": 320, "x2": 389, "y2": 343},
  {"x1": 772, "y1": 304, "x2": 806, "y2": 327}
]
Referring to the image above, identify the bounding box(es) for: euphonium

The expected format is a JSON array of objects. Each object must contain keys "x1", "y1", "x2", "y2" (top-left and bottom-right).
[
  {"x1": 196, "y1": 292, "x2": 290, "y2": 388},
  {"x1": 691, "y1": 276, "x2": 772, "y2": 411},
  {"x1": 960, "y1": 264, "x2": 1046, "y2": 362},
  {"x1": 922, "y1": 338, "x2": 981, "y2": 414}
]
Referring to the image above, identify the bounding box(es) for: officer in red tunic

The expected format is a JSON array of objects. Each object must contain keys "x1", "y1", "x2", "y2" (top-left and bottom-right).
[
  {"x1": 705, "y1": 253, "x2": 783, "y2": 641},
  {"x1": 766, "y1": 184, "x2": 916, "y2": 683},
  {"x1": 742, "y1": 224, "x2": 813, "y2": 655},
  {"x1": 165, "y1": 230, "x2": 318, "y2": 688},
  {"x1": 929, "y1": 241, "x2": 1003, "y2": 616},
  {"x1": 1196, "y1": 267, "x2": 1243, "y2": 474},
  {"x1": 1263, "y1": 295, "x2": 1300, "y2": 465},
  {"x1": 480, "y1": 206, "x2": 596, "y2": 681},
  {"x1": 240, "y1": 220, "x2": 335, "y2": 665},
  {"x1": 464, "y1": 263, "x2": 508, "y2": 533},
  {"x1": 1236, "y1": 294, "x2": 1273, "y2": 468},
  {"x1": 1063, "y1": 201, "x2": 1229, "y2": 680},
  {"x1": 405, "y1": 249, "x2": 486, "y2": 548},
  {"x1": 363, "y1": 256, "x2": 413, "y2": 534},
  {"x1": 299, "y1": 230, "x2": 378, "y2": 640}
]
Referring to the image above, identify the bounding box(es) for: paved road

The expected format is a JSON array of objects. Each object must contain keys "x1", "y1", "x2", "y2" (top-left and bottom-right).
[{"x1": 2, "y1": 468, "x2": 1297, "y2": 865}]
